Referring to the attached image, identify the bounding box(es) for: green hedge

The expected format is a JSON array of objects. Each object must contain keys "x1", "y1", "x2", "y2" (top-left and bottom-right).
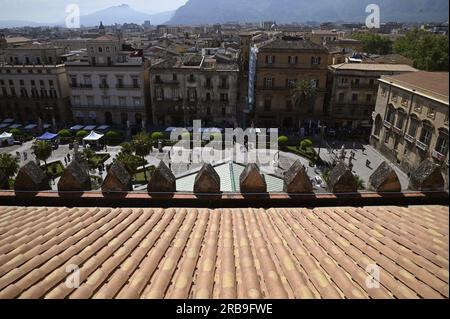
[{"x1": 41, "y1": 161, "x2": 65, "y2": 178}]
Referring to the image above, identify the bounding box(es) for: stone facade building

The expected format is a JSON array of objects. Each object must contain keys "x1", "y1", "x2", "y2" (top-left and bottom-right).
[
  {"x1": 150, "y1": 54, "x2": 240, "y2": 127},
  {"x1": 0, "y1": 44, "x2": 72, "y2": 127},
  {"x1": 328, "y1": 63, "x2": 417, "y2": 130},
  {"x1": 370, "y1": 71, "x2": 449, "y2": 186},
  {"x1": 254, "y1": 36, "x2": 329, "y2": 130},
  {"x1": 66, "y1": 35, "x2": 150, "y2": 131}
]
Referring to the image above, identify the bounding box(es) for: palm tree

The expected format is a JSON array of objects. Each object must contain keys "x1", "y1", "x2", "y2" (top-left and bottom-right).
[
  {"x1": 114, "y1": 152, "x2": 140, "y2": 176},
  {"x1": 132, "y1": 132, "x2": 152, "y2": 181},
  {"x1": 292, "y1": 79, "x2": 317, "y2": 111},
  {"x1": 0, "y1": 153, "x2": 19, "y2": 178},
  {"x1": 32, "y1": 140, "x2": 53, "y2": 167}
]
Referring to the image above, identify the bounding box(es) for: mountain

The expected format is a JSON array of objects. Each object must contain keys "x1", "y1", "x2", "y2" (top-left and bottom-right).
[
  {"x1": 79, "y1": 4, "x2": 174, "y2": 26},
  {"x1": 0, "y1": 4, "x2": 175, "y2": 28},
  {"x1": 169, "y1": 0, "x2": 449, "y2": 24}
]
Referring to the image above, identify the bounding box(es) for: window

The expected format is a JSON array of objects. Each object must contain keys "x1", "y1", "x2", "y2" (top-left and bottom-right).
[
  {"x1": 266, "y1": 55, "x2": 275, "y2": 64},
  {"x1": 366, "y1": 94, "x2": 372, "y2": 103},
  {"x1": 188, "y1": 88, "x2": 197, "y2": 101},
  {"x1": 435, "y1": 135, "x2": 449, "y2": 155},
  {"x1": 39, "y1": 80, "x2": 44, "y2": 86},
  {"x1": 73, "y1": 96, "x2": 81, "y2": 106},
  {"x1": 419, "y1": 125, "x2": 433, "y2": 145},
  {"x1": 100, "y1": 76, "x2": 108, "y2": 88},
  {"x1": 70, "y1": 76, "x2": 77, "y2": 87},
  {"x1": 19, "y1": 80, "x2": 24, "y2": 86},
  {"x1": 106, "y1": 46, "x2": 110, "y2": 53},
  {"x1": 264, "y1": 78, "x2": 274, "y2": 89},
  {"x1": 155, "y1": 87, "x2": 164, "y2": 101},
  {"x1": 396, "y1": 112, "x2": 406, "y2": 130},
  {"x1": 0, "y1": 80, "x2": 4, "y2": 85},
  {"x1": 172, "y1": 88, "x2": 179, "y2": 100},
  {"x1": 222, "y1": 107, "x2": 226, "y2": 116},
  {"x1": 132, "y1": 78, "x2": 139, "y2": 88},
  {"x1": 407, "y1": 117, "x2": 419, "y2": 137},
  {"x1": 352, "y1": 93, "x2": 358, "y2": 102},
  {"x1": 205, "y1": 77, "x2": 212, "y2": 88},
  {"x1": 173, "y1": 74, "x2": 177, "y2": 81},
  {"x1": 369, "y1": 79, "x2": 375, "y2": 87},
  {"x1": 381, "y1": 87, "x2": 387, "y2": 97},
  {"x1": 385, "y1": 107, "x2": 395, "y2": 124},
  {"x1": 116, "y1": 77, "x2": 124, "y2": 88},
  {"x1": 338, "y1": 93, "x2": 345, "y2": 102},
  {"x1": 286, "y1": 79, "x2": 296, "y2": 89},
  {"x1": 220, "y1": 93, "x2": 229, "y2": 102},
  {"x1": 155, "y1": 75, "x2": 161, "y2": 83},
  {"x1": 83, "y1": 75, "x2": 92, "y2": 86},
  {"x1": 90, "y1": 47, "x2": 94, "y2": 53},
  {"x1": 188, "y1": 74, "x2": 195, "y2": 82},
  {"x1": 98, "y1": 47, "x2": 103, "y2": 53},
  {"x1": 102, "y1": 96, "x2": 110, "y2": 106},
  {"x1": 220, "y1": 77, "x2": 228, "y2": 89},
  {"x1": 87, "y1": 96, "x2": 94, "y2": 106},
  {"x1": 133, "y1": 98, "x2": 142, "y2": 107},
  {"x1": 288, "y1": 56, "x2": 298, "y2": 65},
  {"x1": 206, "y1": 92, "x2": 211, "y2": 101},
  {"x1": 311, "y1": 56, "x2": 321, "y2": 65},
  {"x1": 8, "y1": 80, "x2": 13, "y2": 85},
  {"x1": 49, "y1": 80, "x2": 54, "y2": 86},
  {"x1": 264, "y1": 98, "x2": 272, "y2": 111}
]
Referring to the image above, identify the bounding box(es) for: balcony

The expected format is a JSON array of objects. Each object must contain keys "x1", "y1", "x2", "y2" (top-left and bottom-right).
[
  {"x1": 116, "y1": 84, "x2": 141, "y2": 90},
  {"x1": 432, "y1": 150, "x2": 447, "y2": 162},
  {"x1": 416, "y1": 140, "x2": 429, "y2": 152},
  {"x1": 99, "y1": 84, "x2": 109, "y2": 89},
  {"x1": 384, "y1": 120, "x2": 392, "y2": 129},
  {"x1": 71, "y1": 84, "x2": 93, "y2": 89},
  {"x1": 392, "y1": 126, "x2": 403, "y2": 135},
  {"x1": 404, "y1": 133, "x2": 416, "y2": 143}
]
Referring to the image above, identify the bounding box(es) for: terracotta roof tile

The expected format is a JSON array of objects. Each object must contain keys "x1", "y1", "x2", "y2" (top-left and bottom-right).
[{"x1": 0, "y1": 205, "x2": 447, "y2": 299}]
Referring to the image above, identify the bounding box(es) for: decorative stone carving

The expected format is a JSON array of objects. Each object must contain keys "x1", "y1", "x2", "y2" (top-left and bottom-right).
[{"x1": 409, "y1": 160, "x2": 445, "y2": 191}]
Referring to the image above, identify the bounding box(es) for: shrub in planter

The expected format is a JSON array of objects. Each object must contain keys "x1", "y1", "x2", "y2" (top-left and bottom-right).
[
  {"x1": 151, "y1": 131, "x2": 164, "y2": 141},
  {"x1": 299, "y1": 139, "x2": 313, "y2": 150},
  {"x1": 76, "y1": 130, "x2": 88, "y2": 140},
  {"x1": 278, "y1": 136, "x2": 289, "y2": 150},
  {"x1": 9, "y1": 128, "x2": 22, "y2": 139},
  {"x1": 58, "y1": 129, "x2": 72, "y2": 143}
]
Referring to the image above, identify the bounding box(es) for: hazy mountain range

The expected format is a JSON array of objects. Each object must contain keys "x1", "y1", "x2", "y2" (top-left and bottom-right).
[
  {"x1": 0, "y1": 4, "x2": 175, "y2": 28},
  {"x1": 169, "y1": 0, "x2": 449, "y2": 24},
  {"x1": 0, "y1": 0, "x2": 448, "y2": 28}
]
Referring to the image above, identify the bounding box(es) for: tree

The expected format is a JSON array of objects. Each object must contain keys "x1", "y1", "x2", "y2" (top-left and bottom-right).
[
  {"x1": 114, "y1": 152, "x2": 140, "y2": 176},
  {"x1": 292, "y1": 80, "x2": 316, "y2": 112},
  {"x1": 9, "y1": 128, "x2": 22, "y2": 139},
  {"x1": 58, "y1": 129, "x2": 72, "y2": 143},
  {"x1": 394, "y1": 29, "x2": 449, "y2": 71},
  {"x1": 106, "y1": 130, "x2": 121, "y2": 145},
  {"x1": 352, "y1": 33, "x2": 393, "y2": 55},
  {"x1": 0, "y1": 153, "x2": 19, "y2": 178},
  {"x1": 32, "y1": 140, "x2": 52, "y2": 166},
  {"x1": 120, "y1": 142, "x2": 135, "y2": 155},
  {"x1": 132, "y1": 132, "x2": 152, "y2": 181},
  {"x1": 151, "y1": 131, "x2": 164, "y2": 141}
]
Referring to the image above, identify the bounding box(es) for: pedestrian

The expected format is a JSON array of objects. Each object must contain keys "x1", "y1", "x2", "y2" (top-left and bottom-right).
[
  {"x1": 64, "y1": 158, "x2": 67, "y2": 166},
  {"x1": 366, "y1": 159, "x2": 371, "y2": 168}
]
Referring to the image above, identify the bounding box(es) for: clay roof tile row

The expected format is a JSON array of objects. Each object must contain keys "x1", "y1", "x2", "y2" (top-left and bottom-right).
[{"x1": 0, "y1": 205, "x2": 447, "y2": 299}]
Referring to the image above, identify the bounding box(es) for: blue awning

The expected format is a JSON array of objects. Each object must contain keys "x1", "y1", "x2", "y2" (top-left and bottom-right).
[{"x1": 37, "y1": 132, "x2": 58, "y2": 141}]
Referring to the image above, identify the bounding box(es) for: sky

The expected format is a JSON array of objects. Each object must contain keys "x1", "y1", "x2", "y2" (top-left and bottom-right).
[{"x1": 0, "y1": 0, "x2": 188, "y2": 22}]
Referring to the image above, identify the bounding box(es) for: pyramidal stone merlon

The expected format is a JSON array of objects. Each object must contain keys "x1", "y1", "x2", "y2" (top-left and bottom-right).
[
  {"x1": 240, "y1": 163, "x2": 267, "y2": 194},
  {"x1": 408, "y1": 160, "x2": 445, "y2": 191},
  {"x1": 283, "y1": 160, "x2": 313, "y2": 193},
  {"x1": 194, "y1": 163, "x2": 221, "y2": 193},
  {"x1": 58, "y1": 160, "x2": 92, "y2": 192},
  {"x1": 148, "y1": 161, "x2": 176, "y2": 193},
  {"x1": 14, "y1": 161, "x2": 50, "y2": 192},
  {"x1": 102, "y1": 161, "x2": 133, "y2": 192},
  {"x1": 327, "y1": 162, "x2": 357, "y2": 193},
  {"x1": 368, "y1": 161, "x2": 401, "y2": 192}
]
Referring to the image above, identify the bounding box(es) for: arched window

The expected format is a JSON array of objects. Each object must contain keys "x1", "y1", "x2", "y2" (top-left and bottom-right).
[{"x1": 374, "y1": 114, "x2": 382, "y2": 137}]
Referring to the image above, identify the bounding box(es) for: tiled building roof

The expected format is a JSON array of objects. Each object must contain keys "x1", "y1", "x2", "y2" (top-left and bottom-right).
[{"x1": 0, "y1": 205, "x2": 447, "y2": 299}]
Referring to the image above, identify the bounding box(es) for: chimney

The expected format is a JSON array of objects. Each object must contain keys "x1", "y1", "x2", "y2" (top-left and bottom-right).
[
  {"x1": 102, "y1": 161, "x2": 132, "y2": 192},
  {"x1": 368, "y1": 161, "x2": 401, "y2": 192},
  {"x1": 194, "y1": 163, "x2": 221, "y2": 193},
  {"x1": 14, "y1": 161, "x2": 51, "y2": 192},
  {"x1": 148, "y1": 161, "x2": 176, "y2": 193},
  {"x1": 408, "y1": 160, "x2": 445, "y2": 191},
  {"x1": 283, "y1": 160, "x2": 313, "y2": 193},
  {"x1": 240, "y1": 163, "x2": 267, "y2": 194},
  {"x1": 327, "y1": 162, "x2": 357, "y2": 193}
]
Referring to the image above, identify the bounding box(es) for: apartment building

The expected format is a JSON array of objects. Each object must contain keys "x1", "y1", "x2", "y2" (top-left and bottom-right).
[
  {"x1": 0, "y1": 44, "x2": 72, "y2": 127},
  {"x1": 254, "y1": 36, "x2": 329, "y2": 130},
  {"x1": 328, "y1": 63, "x2": 417, "y2": 130},
  {"x1": 150, "y1": 54, "x2": 240, "y2": 127},
  {"x1": 371, "y1": 71, "x2": 449, "y2": 185},
  {"x1": 66, "y1": 35, "x2": 150, "y2": 131}
]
